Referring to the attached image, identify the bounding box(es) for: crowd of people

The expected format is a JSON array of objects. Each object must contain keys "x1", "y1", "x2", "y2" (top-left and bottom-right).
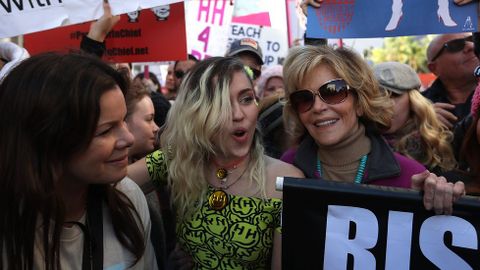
[{"x1": 1, "y1": 1, "x2": 479, "y2": 269}]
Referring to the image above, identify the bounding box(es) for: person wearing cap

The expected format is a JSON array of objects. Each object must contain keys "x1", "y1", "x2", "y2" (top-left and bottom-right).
[
  {"x1": 374, "y1": 62, "x2": 460, "y2": 182},
  {"x1": 424, "y1": 33, "x2": 479, "y2": 129},
  {"x1": 226, "y1": 38, "x2": 264, "y2": 85}
]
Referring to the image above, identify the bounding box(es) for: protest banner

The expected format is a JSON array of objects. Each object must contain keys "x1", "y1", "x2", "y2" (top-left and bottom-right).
[
  {"x1": 286, "y1": 0, "x2": 307, "y2": 47},
  {"x1": 306, "y1": 0, "x2": 478, "y2": 39},
  {"x1": 280, "y1": 177, "x2": 480, "y2": 269},
  {"x1": 185, "y1": 0, "x2": 289, "y2": 66},
  {"x1": 23, "y1": 2, "x2": 186, "y2": 63},
  {"x1": 227, "y1": 0, "x2": 288, "y2": 66},
  {"x1": 185, "y1": 0, "x2": 234, "y2": 61},
  {"x1": 0, "y1": 0, "x2": 182, "y2": 38}
]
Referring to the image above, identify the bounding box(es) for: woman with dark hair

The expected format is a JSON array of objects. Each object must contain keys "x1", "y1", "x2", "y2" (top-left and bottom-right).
[{"x1": 0, "y1": 52, "x2": 157, "y2": 269}]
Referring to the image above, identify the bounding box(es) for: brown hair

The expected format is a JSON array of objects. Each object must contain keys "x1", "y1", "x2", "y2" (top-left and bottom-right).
[{"x1": 0, "y1": 52, "x2": 145, "y2": 269}]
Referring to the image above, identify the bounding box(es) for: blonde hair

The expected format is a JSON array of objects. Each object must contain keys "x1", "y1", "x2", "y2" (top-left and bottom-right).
[
  {"x1": 160, "y1": 57, "x2": 266, "y2": 218},
  {"x1": 394, "y1": 90, "x2": 456, "y2": 170},
  {"x1": 283, "y1": 45, "x2": 394, "y2": 144}
]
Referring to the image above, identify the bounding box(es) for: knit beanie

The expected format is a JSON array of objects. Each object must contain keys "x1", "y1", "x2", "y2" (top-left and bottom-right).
[{"x1": 256, "y1": 65, "x2": 283, "y2": 97}]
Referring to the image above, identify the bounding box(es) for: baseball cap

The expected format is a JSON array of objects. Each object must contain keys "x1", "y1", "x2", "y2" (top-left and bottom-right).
[
  {"x1": 373, "y1": 62, "x2": 421, "y2": 94},
  {"x1": 227, "y1": 38, "x2": 264, "y2": 65}
]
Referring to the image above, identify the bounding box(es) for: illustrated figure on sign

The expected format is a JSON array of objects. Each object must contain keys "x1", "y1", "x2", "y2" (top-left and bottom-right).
[
  {"x1": 386, "y1": 0, "x2": 457, "y2": 31},
  {"x1": 151, "y1": 5, "x2": 170, "y2": 21},
  {"x1": 127, "y1": 10, "x2": 140, "y2": 23}
]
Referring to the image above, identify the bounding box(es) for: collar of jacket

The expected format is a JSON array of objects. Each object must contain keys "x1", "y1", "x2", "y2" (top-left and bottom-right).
[{"x1": 293, "y1": 128, "x2": 401, "y2": 182}]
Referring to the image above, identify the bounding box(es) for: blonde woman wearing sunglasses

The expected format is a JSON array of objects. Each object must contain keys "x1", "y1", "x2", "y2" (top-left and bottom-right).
[{"x1": 281, "y1": 45, "x2": 465, "y2": 215}]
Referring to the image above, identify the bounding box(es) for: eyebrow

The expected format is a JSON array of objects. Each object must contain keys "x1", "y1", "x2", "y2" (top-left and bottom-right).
[
  {"x1": 238, "y1": 88, "x2": 255, "y2": 95},
  {"x1": 97, "y1": 114, "x2": 127, "y2": 127}
]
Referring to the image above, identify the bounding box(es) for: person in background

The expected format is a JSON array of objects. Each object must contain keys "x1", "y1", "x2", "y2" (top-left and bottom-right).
[
  {"x1": 455, "y1": 74, "x2": 480, "y2": 195},
  {"x1": 128, "y1": 57, "x2": 304, "y2": 269},
  {"x1": 162, "y1": 62, "x2": 176, "y2": 98},
  {"x1": 258, "y1": 94, "x2": 289, "y2": 159},
  {"x1": 132, "y1": 71, "x2": 171, "y2": 129},
  {"x1": 125, "y1": 81, "x2": 160, "y2": 162},
  {"x1": 0, "y1": 52, "x2": 157, "y2": 269},
  {"x1": 373, "y1": 61, "x2": 460, "y2": 182},
  {"x1": 125, "y1": 81, "x2": 169, "y2": 270},
  {"x1": 134, "y1": 71, "x2": 162, "y2": 94},
  {"x1": 281, "y1": 45, "x2": 465, "y2": 215},
  {"x1": 256, "y1": 65, "x2": 288, "y2": 159},
  {"x1": 172, "y1": 54, "x2": 198, "y2": 100},
  {"x1": 424, "y1": 33, "x2": 478, "y2": 129},
  {"x1": 226, "y1": 38, "x2": 264, "y2": 87},
  {"x1": 256, "y1": 64, "x2": 284, "y2": 99}
]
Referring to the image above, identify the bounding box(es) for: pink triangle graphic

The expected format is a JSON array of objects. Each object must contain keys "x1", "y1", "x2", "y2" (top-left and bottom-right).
[{"x1": 232, "y1": 12, "x2": 271, "y2": 27}]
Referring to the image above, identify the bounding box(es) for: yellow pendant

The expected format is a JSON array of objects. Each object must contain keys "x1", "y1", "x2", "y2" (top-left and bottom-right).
[
  {"x1": 208, "y1": 190, "x2": 228, "y2": 211},
  {"x1": 216, "y1": 168, "x2": 228, "y2": 179}
]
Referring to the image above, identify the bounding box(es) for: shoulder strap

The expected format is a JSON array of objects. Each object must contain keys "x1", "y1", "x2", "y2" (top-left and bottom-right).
[{"x1": 84, "y1": 185, "x2": 104, "y2": 270}]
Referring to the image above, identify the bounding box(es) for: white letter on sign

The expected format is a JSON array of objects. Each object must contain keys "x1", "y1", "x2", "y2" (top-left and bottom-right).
[
  {"x1": 420, "y1": 216, "x2": 477, "y2": 270},
  {"x1": 385, "y1": 211, "x2": 413, "y2": 270},
  {"x1": 324, "y1": 205, "x2": 377, "y2": 270}
]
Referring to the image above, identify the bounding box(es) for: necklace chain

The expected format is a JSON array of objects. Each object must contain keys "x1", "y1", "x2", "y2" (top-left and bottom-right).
[
  {"x1": 214, "y1": 155, "x2": 249, "y2": 184},
  {"x1": 208, "y1": 156, "x2": 249, "y2": 211},
  {"x1": 219, "y1": 164, "x2": 248, "y2": 190},
  {"x1": 316, "y1": 154, "x2": 368, "y2": 184}
]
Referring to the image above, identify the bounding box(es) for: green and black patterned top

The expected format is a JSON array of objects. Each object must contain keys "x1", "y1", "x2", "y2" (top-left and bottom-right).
[{"x1": 146, "y1": 150, "x2": 282, "y2": 269}]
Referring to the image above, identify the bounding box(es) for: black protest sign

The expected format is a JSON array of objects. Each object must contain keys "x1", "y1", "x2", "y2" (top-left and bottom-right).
[{"x1": 282, "y1": 178, "x2": 480, "y2": 270}]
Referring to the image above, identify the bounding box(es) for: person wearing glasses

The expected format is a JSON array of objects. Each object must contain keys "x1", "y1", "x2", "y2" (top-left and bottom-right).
[
  {"x1": 281, "y1": 45, "x2": 465, "y2": 214},
  {"x1": 172, "y1": 54, "x2": 198, "y2": 100},
  {"x1": 423, "y1": 33, "x2": 478, "y2": 129}
]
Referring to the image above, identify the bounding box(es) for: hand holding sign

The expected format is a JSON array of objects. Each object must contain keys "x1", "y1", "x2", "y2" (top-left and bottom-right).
[
  {"x1": 411, "y1": 170, "x2": 465, "y2": 215},
  {"x1": 87, "y1": 1, "x2": 121, "y2": 43},
  {"x1": 300, "y1": 0, "x2": 323, "y2": 16}
]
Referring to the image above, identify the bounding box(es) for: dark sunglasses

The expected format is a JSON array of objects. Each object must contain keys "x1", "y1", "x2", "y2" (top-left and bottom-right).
[
  {"x1": 431, "y1": 35, "x2": 473, "y2": 61},
  {"x1": 289, "y1": 79, "x2": 350, "y2": 113},
  {"x1": 174, "y1": 70, "x2": 186, "y2": 79}
]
